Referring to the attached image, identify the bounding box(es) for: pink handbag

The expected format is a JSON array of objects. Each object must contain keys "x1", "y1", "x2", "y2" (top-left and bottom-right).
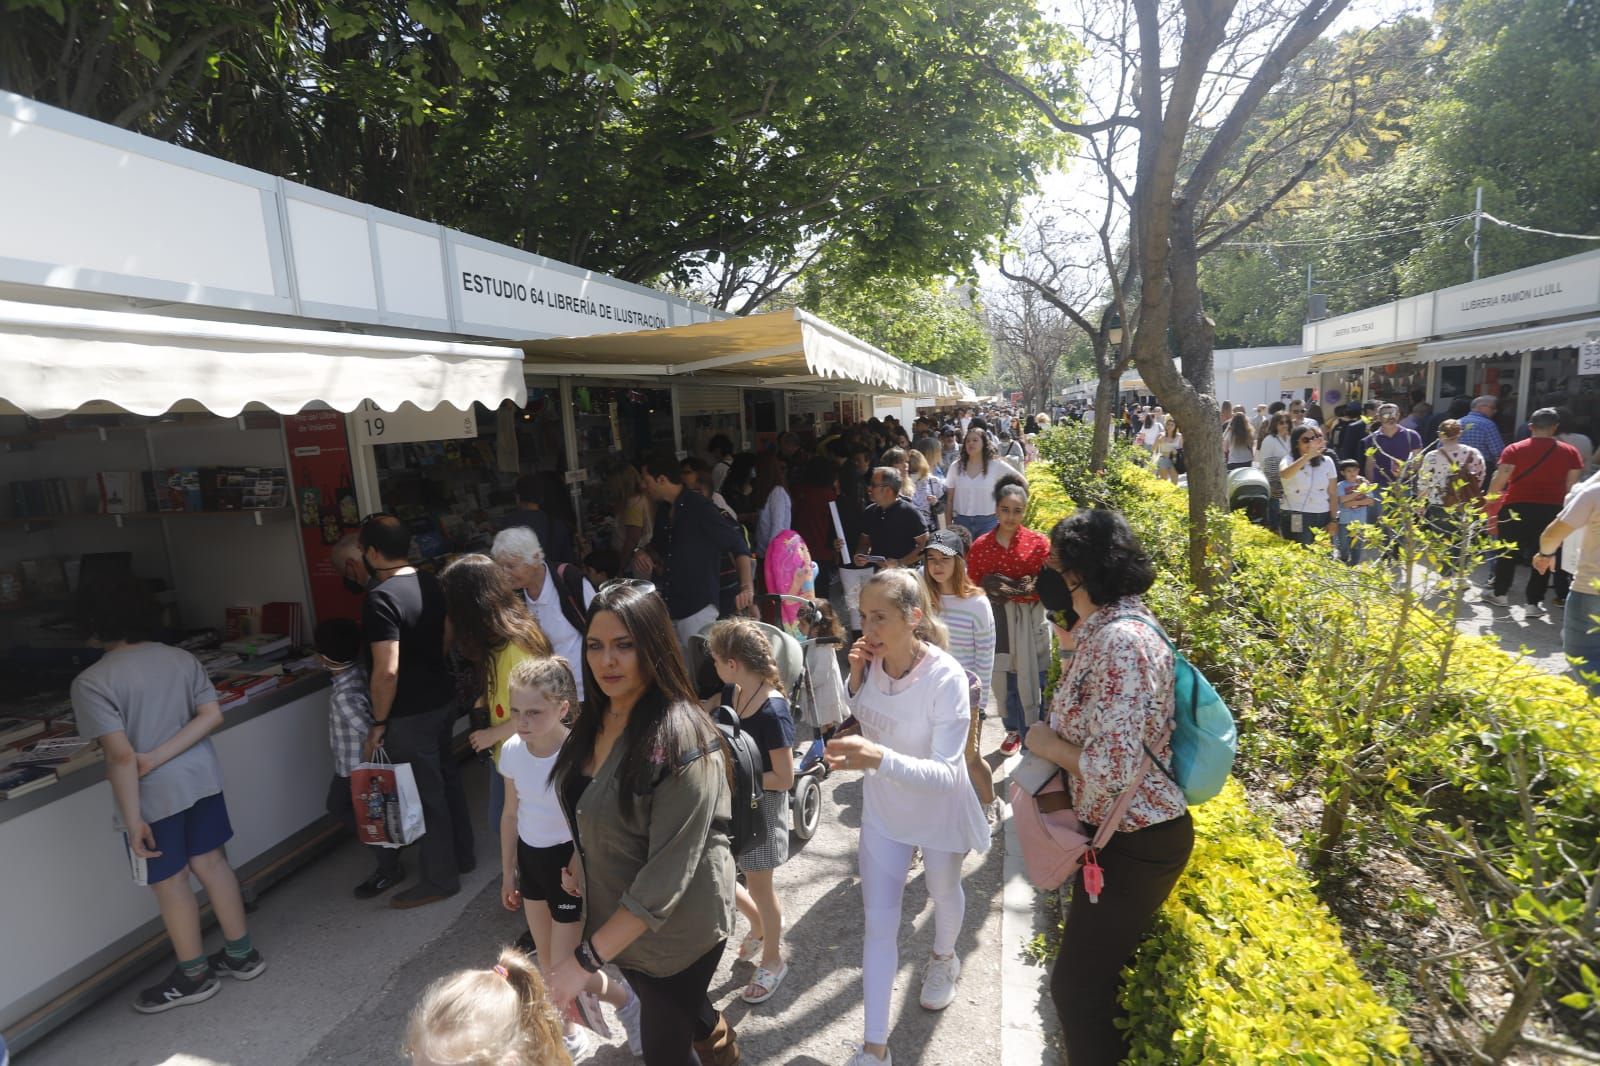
[{"x1": 1009, "y1": 754, "x2": 1153, "y2": 899}]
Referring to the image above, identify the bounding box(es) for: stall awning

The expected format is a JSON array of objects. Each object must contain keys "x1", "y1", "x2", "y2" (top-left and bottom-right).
[
  {"x1": 517, "y1": 308, "x2": 960, "y2": 397},
  {"x1": 1233, "y1": 357, "x2": 1310, "y2": 382},
  {"x1": 0, "y1": 298, "x2": 528, "y2": 418},
  {"x1": 1415, "y1": 316, "x2": 1600, "y2": 364}
]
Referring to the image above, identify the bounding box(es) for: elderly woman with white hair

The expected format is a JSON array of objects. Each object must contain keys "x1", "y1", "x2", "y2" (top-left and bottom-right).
[{"x1": 489, "y1": 527, "x2": 597, "y2": 703}]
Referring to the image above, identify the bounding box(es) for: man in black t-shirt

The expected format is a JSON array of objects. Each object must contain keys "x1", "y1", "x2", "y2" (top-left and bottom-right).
[
  {"x1": 845, "y1": 467, "x2": 928, "y2": 568},
  {"x1": 359, "y1": 514, "x2": 473, "y2": 908}
]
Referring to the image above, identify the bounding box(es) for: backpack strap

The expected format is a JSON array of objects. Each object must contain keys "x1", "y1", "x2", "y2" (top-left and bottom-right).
[
  {"x1": 552, "y1": 563, "x2": 590, "y2": 635},
  {"x1": 1115, "y1": 614, "x2": 1184, "y2": 791}
]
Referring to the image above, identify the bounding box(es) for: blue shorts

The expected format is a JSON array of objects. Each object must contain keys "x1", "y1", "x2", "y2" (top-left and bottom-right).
[{"x1": 126, "y1": 792, "x2": 234, "y2": 886}]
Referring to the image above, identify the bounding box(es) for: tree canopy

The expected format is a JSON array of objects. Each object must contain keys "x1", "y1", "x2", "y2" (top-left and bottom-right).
[
  {"x1": 0, "y1": 0, "x2": 1081, "y2": 308},
  {"x1": 796, "y1": 269, "x2": 992, "y2": 380},
  {"x1": 1200, "y1": 0, "x2": 1600, "y2": 347}
]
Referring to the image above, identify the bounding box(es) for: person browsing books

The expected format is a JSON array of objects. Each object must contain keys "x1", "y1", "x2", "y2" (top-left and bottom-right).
[
  {"x1": 839, "y1": 467, "x2": 928, "y2": 570},
  {"x1": 71, "y1": 574, "x2": 265, "y2": 1013}
]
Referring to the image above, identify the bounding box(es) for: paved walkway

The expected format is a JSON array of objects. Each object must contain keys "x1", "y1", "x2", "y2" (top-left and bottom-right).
[
  {"x1": 21, "y1": 719, "x2": 1046, "y2": 1066},
  {"x1": 1446, "y1": 562, "x2": 1574, "y2": 679}
]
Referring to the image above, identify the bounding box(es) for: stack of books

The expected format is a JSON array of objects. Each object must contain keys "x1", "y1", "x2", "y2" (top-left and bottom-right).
[
  {"x1": 0, "y1": 764, "x2": 56, "y2": 799},
  {"x1": 216, "y1": 674, "x2": 280, "y2": 707},
  {"x1": 220, "y1": 634, "x2": 292, "y2": 658},
  {"x1": 5, "y1": 735, "x2": 102, "y2": 777}
]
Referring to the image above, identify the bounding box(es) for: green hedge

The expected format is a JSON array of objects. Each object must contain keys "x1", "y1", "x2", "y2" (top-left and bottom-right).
[
  {"x1": 1031, "y1": 422, "x2": 1600, "y2": 1059},
  {"x1": 1021, "y1": 459, "x2": 1418, "y2": 1063}
]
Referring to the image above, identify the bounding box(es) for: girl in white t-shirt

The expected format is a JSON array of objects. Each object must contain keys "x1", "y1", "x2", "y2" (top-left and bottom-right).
[{"x1": 499, "y1": 658, "x2": 640, "y2": 1059}]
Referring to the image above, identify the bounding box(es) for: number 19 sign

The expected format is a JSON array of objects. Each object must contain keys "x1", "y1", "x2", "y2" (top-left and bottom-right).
[{"x1": 352, "y1": 400, "x2": 479, "y2": 445}]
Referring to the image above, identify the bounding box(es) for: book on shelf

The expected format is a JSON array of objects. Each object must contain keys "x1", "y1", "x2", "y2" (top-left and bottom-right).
[
  {"x1": 219, "y1": 633, "x2": 291, "y2": 657},
  {"x1": 11, "y1": 735, "x2": 102, "y2": 775},
  {"x1": 260, "y1": 602, "x2": 303, "y2": 646},
  {"x1": 0, "y1": 718, "x2": 46, "y2": 747},
  {"x1": 0, "y1": 764, "x2": 57, "y2": 799}
]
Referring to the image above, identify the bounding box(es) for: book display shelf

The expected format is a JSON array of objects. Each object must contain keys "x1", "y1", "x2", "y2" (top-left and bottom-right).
[
  {"x1": 0, "y1": 409, "x2": 335, "y2": 1051},
  {"x1": 368, "y1": 396, "x2": 569, "y2": 568}
]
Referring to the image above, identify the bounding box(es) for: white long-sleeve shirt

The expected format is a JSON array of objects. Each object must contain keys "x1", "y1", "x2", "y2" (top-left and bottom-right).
[
  {"x1": 754, "y1": 485, "x2": 792, "y2": 553},
  {"x1": 940, "y1": 592, "x2": 995, "y2": 705},
  {"x1": 849, "y1": 645, "x2": 990, "y2": 853}
]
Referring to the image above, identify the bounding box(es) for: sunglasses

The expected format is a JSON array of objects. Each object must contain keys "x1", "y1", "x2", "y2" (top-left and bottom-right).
[{"x1": 597, "y1": 577, "x2": 657, "y2": 597}]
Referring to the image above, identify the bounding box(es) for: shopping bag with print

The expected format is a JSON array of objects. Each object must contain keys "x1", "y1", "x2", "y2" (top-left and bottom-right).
[{"x1": 349, "y1": 747, "x2": 425, "y2": 847}]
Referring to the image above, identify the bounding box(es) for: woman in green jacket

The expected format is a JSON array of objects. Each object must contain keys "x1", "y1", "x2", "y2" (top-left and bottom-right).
[{"x1": 546, "y1": 582, "x2": 737, "y2": 1066}]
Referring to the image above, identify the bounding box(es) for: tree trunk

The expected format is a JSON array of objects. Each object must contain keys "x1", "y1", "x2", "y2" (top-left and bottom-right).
[
  {"x1": 1481, "y1": 969, "x2": 1543, "y2": 1063},
  {"x1": 1092, "y1": 356, "x2": 1121, "y2": 470}
]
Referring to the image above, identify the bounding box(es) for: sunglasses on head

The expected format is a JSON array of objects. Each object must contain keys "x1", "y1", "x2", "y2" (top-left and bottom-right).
[{"x1": 597, "y1": 577, "x2": 656, "y2": 597}]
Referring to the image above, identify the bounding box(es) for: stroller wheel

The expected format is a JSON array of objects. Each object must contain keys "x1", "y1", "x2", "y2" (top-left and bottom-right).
[{"x1": 791, "y1": 774, "x2": 823, "y2": 842}]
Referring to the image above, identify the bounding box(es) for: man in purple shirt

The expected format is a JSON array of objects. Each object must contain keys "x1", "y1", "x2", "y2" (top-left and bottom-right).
[{"x1": 1363, "y1": 403, "x2": 1422, "y2": 559}]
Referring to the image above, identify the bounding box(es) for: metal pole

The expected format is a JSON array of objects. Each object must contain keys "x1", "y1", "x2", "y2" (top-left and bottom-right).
[{"x1": 1472, "y1": 186, "x2": 1483, "y2": 281}]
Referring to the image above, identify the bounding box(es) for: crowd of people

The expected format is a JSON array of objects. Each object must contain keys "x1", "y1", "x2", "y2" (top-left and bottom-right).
[
  {"x1": 1112, "y1": 393, "x2": 1600, "y2": 692},
  {"x1": 68, "y1": 400, "x2": 1212, "y2": 1066}
]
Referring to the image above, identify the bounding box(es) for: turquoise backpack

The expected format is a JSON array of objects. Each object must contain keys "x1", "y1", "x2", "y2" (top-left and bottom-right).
[{"x1": 1127, "y1": 616, "x2": 1237, "y2": 804}]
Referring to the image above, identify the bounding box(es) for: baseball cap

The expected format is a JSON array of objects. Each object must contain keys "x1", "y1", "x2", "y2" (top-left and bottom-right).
[{"x1": 924, "y1": 530, "x2": 965, "y2": 557}]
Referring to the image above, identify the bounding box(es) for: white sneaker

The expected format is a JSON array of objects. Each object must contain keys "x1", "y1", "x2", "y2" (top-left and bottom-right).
[
  {"x1": 846, "y1": 1044, "x2": 892, "y2": 1066},
  {"x1": 1525, "y1": 601, "x2": 1547, "y2": 616},
  {"x1": 564, "y1": 1027, "x2": 593, "y2": 1061},
  {"x1": 1485, "y1": 594, "x2": 1509, "y2": 607},
  {"x1": 617, "y1": 988, "x2": 644, "y2": 1057},
  {"x1": 920, "y1": 952, "x2": 961, "y2": 1010}
]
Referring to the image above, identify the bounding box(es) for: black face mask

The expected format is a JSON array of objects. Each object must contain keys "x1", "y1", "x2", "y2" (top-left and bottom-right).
[
  {"x1": 363, "y1": 555, "x2": 380, "y2": 579},
  {"x1": 343, "y1": 575, "x2": 367, "y2": 596},
  {"x1": 1036, "y1": 564, "x2": 1079, "y2": 628}
]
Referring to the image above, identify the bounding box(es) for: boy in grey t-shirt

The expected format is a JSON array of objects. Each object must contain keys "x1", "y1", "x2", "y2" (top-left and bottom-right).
[{"x1": 72, "y1": 576, "x2": 266, "y2": 1013}]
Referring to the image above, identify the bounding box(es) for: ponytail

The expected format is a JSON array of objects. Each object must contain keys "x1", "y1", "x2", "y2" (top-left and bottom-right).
[{"x1": 405, "y1": 947, "x2": 570, "y2": 1066}]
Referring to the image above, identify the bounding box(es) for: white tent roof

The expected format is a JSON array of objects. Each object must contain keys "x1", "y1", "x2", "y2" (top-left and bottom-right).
[{"x1": 0, "y1": 298, "x2": 527, "y2": 418}]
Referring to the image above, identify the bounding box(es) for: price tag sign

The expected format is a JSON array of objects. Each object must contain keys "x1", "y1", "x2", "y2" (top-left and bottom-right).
[
  {"x1": 353, "y1": 401, "x2": 478, "y2": 445},
  {"x1": 1579, "y1": 338, "x2": 1600, "y2": 377}
]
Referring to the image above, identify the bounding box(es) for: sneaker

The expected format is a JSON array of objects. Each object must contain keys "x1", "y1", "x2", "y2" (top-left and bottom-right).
[
  {"x1": 919, "y1": 952, "x2": 961, "y2": 1011},
  {"x1": 617, "y1": 987, "x2": 644, "y2": 1057},
  {"x1": 512, "y1": 929, "x2": 537, "y2": 957},
  {"x1": 999, "y1": 732, "x2": 1022, "y2": 756},
  {"x1": 846, "y1": 1045, "x2": 892, "y2": 1066},
  {"x1": 1485, "y1": 594, "x2": 1509, "y2": 607},
  {"x1": 1554, "y1": 596, "x2": 1568, "y2": 608},
  {"x1": 1525, "y1": 601, "x2": 1547, "y2": 616},
  {"x1": 207, "y1": 948, "x2": 267, "y2": 981},
  {"x1": 564, "y1": 1027, "x2": 593, "y2": 1061},
  {"x1": 132, "y1": 966, "x2": 220, "y2": 1013}
]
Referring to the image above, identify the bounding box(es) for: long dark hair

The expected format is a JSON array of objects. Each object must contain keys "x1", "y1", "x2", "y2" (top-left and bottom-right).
[
  {"x1": 555, "y1": 583, "x2": 720, "y2": 815},
  {"x1": 1289, "y1": 425, "x2": 1325, "y2": 467},
  {"x1": 1257, "y1": 411, "x2": 1289, "y2": 445},
  {"x1": 958, "y1": 425, "x2": 996, "y2": 477},
  {"x1": 439, "y1": 555, "x2": 552, "y2": 699},
  {"x1": 1228, "y1": 412, "x2": 1253, "y2": 450}
]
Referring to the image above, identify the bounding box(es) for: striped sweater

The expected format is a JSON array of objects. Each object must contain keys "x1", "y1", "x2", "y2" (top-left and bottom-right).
[{"x1": 939, "y1": 592, "x2": 995, "y2": 705}]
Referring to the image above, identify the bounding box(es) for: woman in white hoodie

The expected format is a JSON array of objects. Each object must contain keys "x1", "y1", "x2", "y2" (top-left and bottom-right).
[{"x1": 825, "y1": 569, "x2": 990, "y2": 1066}]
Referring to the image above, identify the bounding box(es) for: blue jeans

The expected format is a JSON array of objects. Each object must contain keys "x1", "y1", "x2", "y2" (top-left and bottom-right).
[
  {"x1": 1563, "y1": 590, "x2": 1600, "y2": 696},
  {"x1": 954, "y1": 513, "x2": 999, "y2": 540},
  {"x1": 1336, "y1": 522, "x2": 1364, "y2": 565},
  {"x1": 1002, "y1": 670, "x2": 1050, "y2": 735}
]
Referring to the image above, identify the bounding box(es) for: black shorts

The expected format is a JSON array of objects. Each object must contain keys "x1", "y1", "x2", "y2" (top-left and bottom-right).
[{"x1": 516, "y1": 839, "x2": 582, "y2": 924}]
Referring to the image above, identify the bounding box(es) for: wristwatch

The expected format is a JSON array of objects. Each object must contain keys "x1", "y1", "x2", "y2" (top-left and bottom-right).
[
  {"x1": 1534, "y1": 551, "x2": 1555, "y2": 560},
  {"x1": 575, "y1": 939, "x2": 605, "y2": 973}
]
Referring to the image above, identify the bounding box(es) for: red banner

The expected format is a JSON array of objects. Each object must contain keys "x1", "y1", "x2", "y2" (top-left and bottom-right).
[{"x1": 285, "y1": 411, "x2": 361, "y2": 626}]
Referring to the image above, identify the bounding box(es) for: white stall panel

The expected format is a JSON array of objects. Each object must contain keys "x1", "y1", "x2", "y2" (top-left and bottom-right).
[
  {"x1": 0, "y1": 114, "x2": 276, "y2": 297},
  {"x1": 376, "y1": 223, "x2": 449, "y2": 321},
  {"x1": 287, "y1": 198, "x2": 378, "y2": 310}
]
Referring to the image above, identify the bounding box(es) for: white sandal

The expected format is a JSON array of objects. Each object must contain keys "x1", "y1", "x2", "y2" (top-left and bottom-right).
[
  {"x1": 741, "y1": 961, "x2": 788, "y2": 1004},
  {"x1": 736, "y1": 934, "x2": 764, "y2": 964}
]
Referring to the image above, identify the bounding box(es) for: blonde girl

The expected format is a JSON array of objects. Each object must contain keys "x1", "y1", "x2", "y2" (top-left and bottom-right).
[
  {"x1": 704, "y1": 618, "x2": 797, "y2": 1005},
  {"x1": 405, "y1": 946, "x2": 569, "y2": 1066},
  {"x1": 905, "y1": 447, "x2": 945, "y2": 531},
  {"x1": 498, "y1": 657, "x2": 640, "y2": 1059},
  {"x1": 825, "y1": 569, "x2": 989, "y2": 1066},
  {"x1": 919, "y1": 530, "x2": 996, "y2": 808}
]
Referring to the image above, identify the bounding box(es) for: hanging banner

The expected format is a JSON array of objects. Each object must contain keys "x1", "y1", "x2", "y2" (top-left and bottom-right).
[{"x1": 286, "y1": 411, "x2": 362, "y2": 626}]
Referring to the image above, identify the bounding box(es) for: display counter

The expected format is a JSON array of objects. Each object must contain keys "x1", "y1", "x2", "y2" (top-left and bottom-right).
[{"x1": 0, "y1": 671, "x2": 334, "y2": 1047}]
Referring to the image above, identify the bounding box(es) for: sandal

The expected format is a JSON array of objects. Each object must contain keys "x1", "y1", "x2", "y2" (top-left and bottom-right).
[
  {"x1": 741, "y1": 962, "x2": 788, "y2": 1004},
  {"x1": 736, "y1": 934, "x2": 764, "y2": 964}
]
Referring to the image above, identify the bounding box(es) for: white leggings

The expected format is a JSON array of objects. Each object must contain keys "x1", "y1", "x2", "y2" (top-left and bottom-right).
[{"x1": 860, "y1": 821, "x2": 967, "y2": 1045}]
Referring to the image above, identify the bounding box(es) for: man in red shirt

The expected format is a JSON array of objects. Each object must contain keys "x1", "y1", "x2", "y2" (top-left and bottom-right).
[{"x1": 1485, "y1": 408, "x2": 1583, "y2": 613}]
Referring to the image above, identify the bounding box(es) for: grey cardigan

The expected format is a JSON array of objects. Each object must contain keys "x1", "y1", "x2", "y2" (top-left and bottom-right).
[{"x1": 562, "y1": 710, "x2": 735, "y2": 977}]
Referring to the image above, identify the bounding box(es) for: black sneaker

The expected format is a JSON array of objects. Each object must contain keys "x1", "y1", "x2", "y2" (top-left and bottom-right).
[
  {"x1": 513, "y1": 930, "x2": 538, "y2": 958},
  {"x1": 208, "y1": 947, "x2": 268, "y2": 981},
  {"x1": 133, "y1": 966, "x2": 220, "y2": 1013}
]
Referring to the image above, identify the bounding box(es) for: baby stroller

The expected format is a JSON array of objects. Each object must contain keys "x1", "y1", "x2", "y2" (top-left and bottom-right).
[
  {"x1": 1228, "y1": 466, "x2": 1272, "y2": 528},
  {"x1": 686, "y1": 598, "x2": 845, "y2": 842}
]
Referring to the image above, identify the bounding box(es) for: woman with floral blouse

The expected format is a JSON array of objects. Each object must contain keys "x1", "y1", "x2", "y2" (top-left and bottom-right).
[{"x1": 1022, "y1": 509, "x2": 1193, "y2": 1065}]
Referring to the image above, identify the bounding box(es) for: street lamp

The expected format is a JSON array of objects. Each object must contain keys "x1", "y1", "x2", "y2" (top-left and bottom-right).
[{"x1": 1104, "y1": 308, "x2": 1123, "y2": 348}]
